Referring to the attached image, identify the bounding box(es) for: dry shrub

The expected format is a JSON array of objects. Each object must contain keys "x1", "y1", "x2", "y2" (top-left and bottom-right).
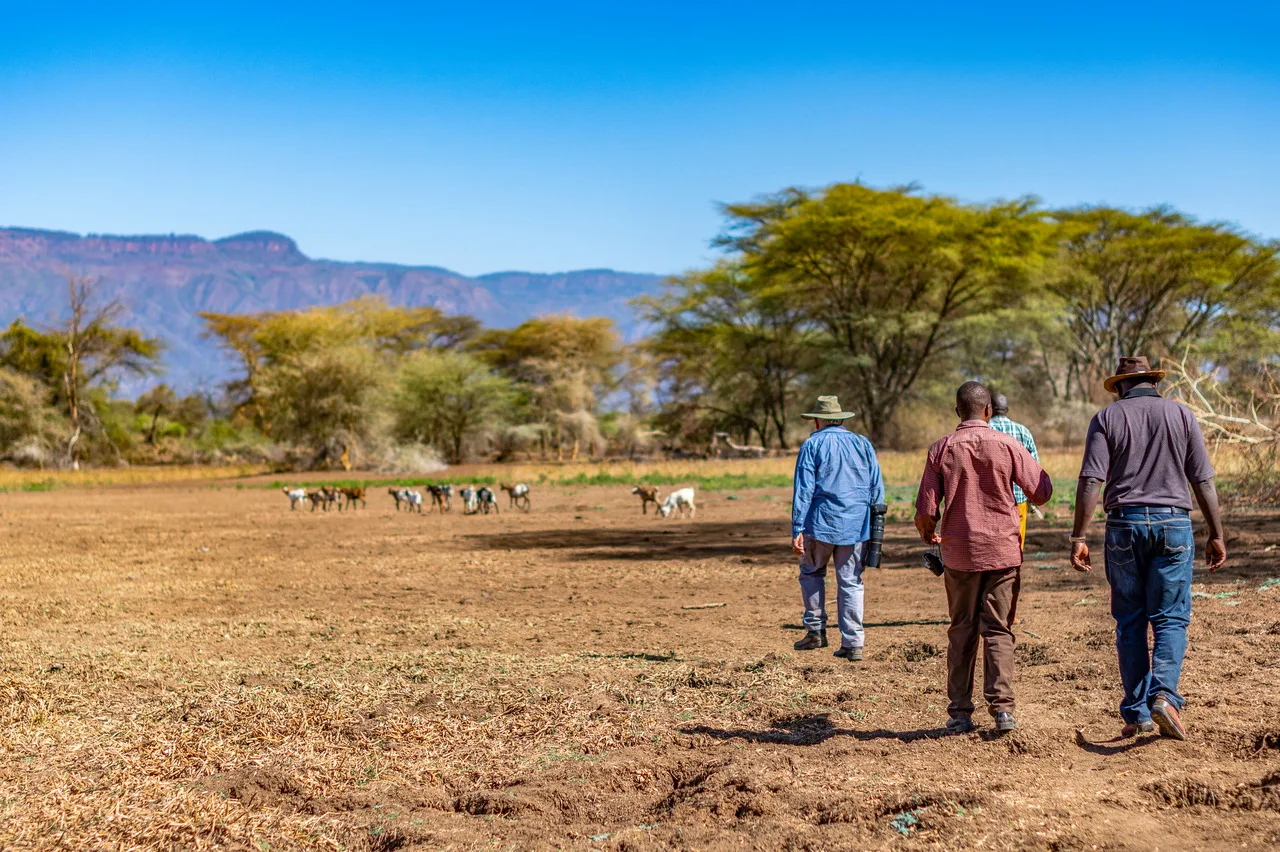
[{"x1": 1166, "y1": 356, "x2": 1280, "y2": 505}]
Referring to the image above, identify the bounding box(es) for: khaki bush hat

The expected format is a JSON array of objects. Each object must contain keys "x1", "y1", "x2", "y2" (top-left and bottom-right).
[{"x1": 801, "y1": 395, "x2": 856, "y2": 420}]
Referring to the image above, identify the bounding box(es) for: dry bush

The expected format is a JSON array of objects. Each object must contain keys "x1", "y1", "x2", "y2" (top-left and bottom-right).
[{"x1": 1166, "y1": 357, "x2": 1280, "y2": 505}]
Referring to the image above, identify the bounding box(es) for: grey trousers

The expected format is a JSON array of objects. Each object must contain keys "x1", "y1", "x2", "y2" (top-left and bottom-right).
[{"x1": 799, "y1": 537, "x2": 866, "y2": 648}]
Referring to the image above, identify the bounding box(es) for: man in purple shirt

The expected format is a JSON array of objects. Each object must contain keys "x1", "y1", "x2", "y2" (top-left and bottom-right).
[{"x1": 1070, "y1": 357, "x2": 1227, "y2": 741}]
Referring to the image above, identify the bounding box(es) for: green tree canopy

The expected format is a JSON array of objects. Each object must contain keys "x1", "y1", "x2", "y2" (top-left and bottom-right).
[
  {"x1": 639, "y1": 261, "x2": 815, "y2": 448},
  {"x1": 392, "y1": 351, "x2": 516, "y2": 464},
  {"x1": 714, "y1": 183, "x2": 1044, "y2": 442},
  {"x1": 1046, "y1": 207, "x2": 1280, "y2": 401}
]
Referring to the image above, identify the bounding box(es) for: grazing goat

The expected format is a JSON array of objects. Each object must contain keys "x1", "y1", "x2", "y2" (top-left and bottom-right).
[
  {"x1": 659, "y1": 487, "x2": 696, "y2": 519},
  {"x1": 338, "y1": 486, "x2": 367, "y2": 510},
  {"x1": 388, "y1": 486, "x2": 406, "y2": 511},
  {"x1": 428, "y1": 483, "x2": 453, "y2": 513},
  {"x1": 460, "y1": 486, "x2": 480, "y2": 515},
  {"x1": 477, "y1": 486, "x2": 500, "y2": 514},
  {"x1": 632, "y1": 485, "x2": 661, "y2": 515},
  {"x1": 392, "y1": 488, "x2": 424, "y2": 513},
  {"x1": 306, "y1": 490, "x2": 328, "y2": 511},
  {"x1": 500, "y1": 482, "x2": 531, "y2": 511},
  {"x1": 283, "y1": 487, "x2": 307, "y2": 510},
  {"x1": 319, "y1": 486, "x2": 341, "y2": 511}
]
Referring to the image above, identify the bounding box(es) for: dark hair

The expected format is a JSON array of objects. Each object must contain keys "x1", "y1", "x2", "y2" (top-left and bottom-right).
[
  {"x1": 956, "y1": 381, "x2": 991, "y2": 419},
  {"x1": 991, "y1": 392, "x2": 1009, "y2": 414}
]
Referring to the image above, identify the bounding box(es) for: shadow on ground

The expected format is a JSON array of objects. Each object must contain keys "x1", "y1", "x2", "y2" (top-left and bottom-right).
[
  {"x1": 459, "y1": 521, "x2": 932, "y2": 566},
  {"x1": 681, "y1": 714, "x2": 957, "y2": 746}
]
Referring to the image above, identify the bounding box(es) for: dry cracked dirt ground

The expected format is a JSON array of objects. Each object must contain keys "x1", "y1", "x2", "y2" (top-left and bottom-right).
[{"x1": 0, "y1": 479, "x2": 1278, "y2": 850}]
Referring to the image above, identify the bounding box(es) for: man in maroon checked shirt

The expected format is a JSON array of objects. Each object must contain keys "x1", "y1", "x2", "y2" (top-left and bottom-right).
[{"x1": 915, "y1": 382, "x2": 1053, "y2": 734}]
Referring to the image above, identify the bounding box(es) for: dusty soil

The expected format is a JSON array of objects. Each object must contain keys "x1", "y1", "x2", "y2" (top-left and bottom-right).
[{"x1": 0, "y1": 481, "x2": 1277, "y2": 850}]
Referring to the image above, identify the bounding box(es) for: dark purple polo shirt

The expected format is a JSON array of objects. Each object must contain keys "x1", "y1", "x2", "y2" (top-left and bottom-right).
[{"x1": 1079, "y1": 389, "x2": 1215, "y2": 511}]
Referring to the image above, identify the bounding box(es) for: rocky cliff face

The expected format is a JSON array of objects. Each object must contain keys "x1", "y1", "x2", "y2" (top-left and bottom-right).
[{"x1": 0, "y1": 228, "x2": 664, "y2": 394}]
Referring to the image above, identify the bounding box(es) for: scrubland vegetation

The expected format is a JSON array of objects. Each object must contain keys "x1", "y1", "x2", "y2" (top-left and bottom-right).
[{"x1": 1, "y1": 183, "x2": 1277, "y2": 500}]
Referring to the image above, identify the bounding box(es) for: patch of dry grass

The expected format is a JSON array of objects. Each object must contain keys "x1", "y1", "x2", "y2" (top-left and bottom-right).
[{"x1": 0, "y1": 464, "x2": 269, "y2": 491}]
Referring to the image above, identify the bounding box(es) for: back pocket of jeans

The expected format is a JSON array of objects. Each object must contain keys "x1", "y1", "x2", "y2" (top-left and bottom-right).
[
  {"x1": 1105, "y1": 526, "x2": 1136, "y2": 566},
  {"x1": 1161, "y1": 520, "x2": 1194, "y2": 556}
]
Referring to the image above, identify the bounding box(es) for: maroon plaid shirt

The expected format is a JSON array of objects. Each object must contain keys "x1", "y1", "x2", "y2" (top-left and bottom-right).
[{"x1": 915, "y1": 420, "x2": 1053, "y2": 572}]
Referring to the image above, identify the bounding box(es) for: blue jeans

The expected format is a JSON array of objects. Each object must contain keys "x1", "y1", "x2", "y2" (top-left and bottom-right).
[
  {"x1": 1104, "y1": 507, "x2": 1195, "y2": 724},
  {"x1": 799, "y1": 537, "x2": 865, "y2": 648}
]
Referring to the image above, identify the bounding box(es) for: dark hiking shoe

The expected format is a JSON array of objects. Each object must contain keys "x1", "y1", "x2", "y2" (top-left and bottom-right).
[
  {"x1": 833, "y1": 646, "x2": 863, "y2": 661},
  {"x1": 1121, "y1": 720, "x2": 1157, "y2": 737},
  {"x1": 994, "y1": 712, "x2": 1018, "y2": 733},
  {"x1": 793, "y1": 630, "x2": 828, "y2": 651},
  {"x1": 946, "y1": 716, "x2": 975, "y2": 734},
  {"x1": 1151, "y1": 695, "x2": 1186, "y2": 740}
]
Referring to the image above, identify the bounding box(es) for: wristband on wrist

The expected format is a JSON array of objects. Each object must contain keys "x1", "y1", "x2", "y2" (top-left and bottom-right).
[{"x1": 1069, "y1": 535, "x2": 1087, "y2": 543}]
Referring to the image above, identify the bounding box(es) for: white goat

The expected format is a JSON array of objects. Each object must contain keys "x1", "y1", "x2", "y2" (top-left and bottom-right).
[
  {"x1": 460, "y1": 486, "x2": 480, "y2": 515},
  {"x1": 659, "y1": 487, "x2": 696, "y2": 519},
  {"x1": 282, "y1": 487, "x2": 307, "y2": 510},
  {"x1": 394, "y1": 488, "x2": 423, "y2": 513}
]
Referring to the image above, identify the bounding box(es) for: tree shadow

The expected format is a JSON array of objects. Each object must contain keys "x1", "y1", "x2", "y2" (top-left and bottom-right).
[
  {"x1": 458, "y1": 520, "x2": 937, "y2": 567},
  {"x1": 459, "y1": 521, "x2": 787, "y2": 562},
  {"x1": 681, "y1": 714, "x2": 954, "y2": 746}
]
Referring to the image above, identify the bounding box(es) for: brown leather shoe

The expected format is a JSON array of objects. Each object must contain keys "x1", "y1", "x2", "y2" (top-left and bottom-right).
[
  {"x1": 1121, "y1": 720, "x2": 1156, "y2": 737},
  {"x1": 1151, "y1": 695, "x2": 1186, "y2": 740}
]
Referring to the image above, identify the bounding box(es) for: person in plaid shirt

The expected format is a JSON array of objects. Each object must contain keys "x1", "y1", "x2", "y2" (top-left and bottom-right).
[
  {"x1": 915, "y1": 382, "x2": 1053, "y2": 734},
  {"x1": 988, "y1": 393, "x2": 1039, "y2": 548}
]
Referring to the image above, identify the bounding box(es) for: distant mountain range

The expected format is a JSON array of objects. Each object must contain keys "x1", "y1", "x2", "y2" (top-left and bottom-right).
[{"x1": 0, "y1": 228, "x2": 667, "y2": 394}]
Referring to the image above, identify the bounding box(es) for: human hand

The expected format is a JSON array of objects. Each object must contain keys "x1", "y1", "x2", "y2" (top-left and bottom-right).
[
  {"x1": 1206, "y1": 537, "x2": 1227, "y2": 573},
  {"x1": 792, "y1": 533, "x2": 805, "y2": 556},
  {"x1": 914, "y1": 515, "x2": 939, "y2": 545},
  {"x1": 1070, "y1": 540, "x2": 1091, "y2": 573}
]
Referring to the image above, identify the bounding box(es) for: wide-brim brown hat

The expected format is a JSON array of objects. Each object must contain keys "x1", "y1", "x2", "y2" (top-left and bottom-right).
[
  {"x1": 1103, "y1": 356, "x2": 1167, "y2": 394},
  {"x1": 801, "y1": 395, "x2": 856, "y2": 420}
]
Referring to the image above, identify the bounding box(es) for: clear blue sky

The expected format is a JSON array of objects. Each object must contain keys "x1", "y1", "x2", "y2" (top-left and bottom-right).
[{"x1": 2, "y1": 1, "x2": 1277, "y2": 276}]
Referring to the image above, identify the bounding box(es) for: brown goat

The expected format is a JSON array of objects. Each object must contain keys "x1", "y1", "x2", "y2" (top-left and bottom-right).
[
  {"x1": 631, "y1": 485, "x2": 661, "y2": 515},
  {"x1": 387, "y1": 486, "x2": 405, "y2": 511},
  {"x1": 306, "y1": 490, "x2": 328, "y2": 511},
  {"x1": 339, "y1": 486, "x2": 367, "y2": 509},
  {"x1": 499, "y1": 482, "x2": 531, "y2": 511}
]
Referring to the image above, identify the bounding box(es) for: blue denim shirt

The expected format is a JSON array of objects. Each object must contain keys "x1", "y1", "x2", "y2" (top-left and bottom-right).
[{"x1": 791, "y1": 425, "x2": 885, "y2": 544}]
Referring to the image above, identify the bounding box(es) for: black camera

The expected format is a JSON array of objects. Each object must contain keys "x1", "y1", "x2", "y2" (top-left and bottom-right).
[
  {"x1": 863, "y1": 502, "x2": 888, "y2": 568},
  {"x1": 922, "y1": 546, "x2": 945, "y2": 577}
]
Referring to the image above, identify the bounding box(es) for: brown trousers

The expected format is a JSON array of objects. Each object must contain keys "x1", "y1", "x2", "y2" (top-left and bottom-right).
[{"x1": 944, "y1": 566, "x2": 1018, "y2": 719}]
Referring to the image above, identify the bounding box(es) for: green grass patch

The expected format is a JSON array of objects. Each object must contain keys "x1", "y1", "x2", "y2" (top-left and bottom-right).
[
  {"x1": 0, "y1": 478, "x2": 60, "y2": 494},
  {"x1": 263, "y1": 473, "x2": 1082, "y2": 502},
  {"x1": 268, "y1": 470, "x2": 795, "y2": 492}
]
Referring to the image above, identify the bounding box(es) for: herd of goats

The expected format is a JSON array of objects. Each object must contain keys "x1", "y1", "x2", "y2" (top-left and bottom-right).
[
  {"x1": 280, "y1": 483, "x2": 699, "y2": 518},
  {"x1": 281, "y1": 482, "x2": 531, "y2": 514}
]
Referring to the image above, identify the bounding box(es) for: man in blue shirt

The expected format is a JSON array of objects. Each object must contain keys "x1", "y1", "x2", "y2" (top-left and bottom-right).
[{"x1": 791, "y1": 395, "x2": 886, "y2": 661}]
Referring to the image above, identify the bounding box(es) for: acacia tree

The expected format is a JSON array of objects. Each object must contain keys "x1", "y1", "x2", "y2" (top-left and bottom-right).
[
  {"x1": 255, "y1": 344, "x2": 386, "y2": 466},
  {"x1": 639, "y1": 261, "x2": 815, "y2": 448},
  {"x1": 392, "y1": 351, "x2": 516, "y2": 463},
  {"x1": 0, "y1": 277, "x2": 162, "y2": 466},
  {"x1": 201, "y1": 297, "x2": 479, "y2": 440},
  {"x1": 717, "y1": 184, "x2": 1043, "y2": 443},
  {"x1": 1046, "y1": 207, "x2": 1280, "y2": 402},
  {"x1": 471, "y1": 315, "x2": 621, "y2": 459}
]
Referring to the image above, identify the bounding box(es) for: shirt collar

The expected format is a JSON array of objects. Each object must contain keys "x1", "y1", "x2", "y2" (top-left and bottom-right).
[
  {"x1": 1121, "y1": 387, "x2": 1162, "y2": 400},
  {"x1": 957, "y1": 419, "x2": 990, "y2": 430}
]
